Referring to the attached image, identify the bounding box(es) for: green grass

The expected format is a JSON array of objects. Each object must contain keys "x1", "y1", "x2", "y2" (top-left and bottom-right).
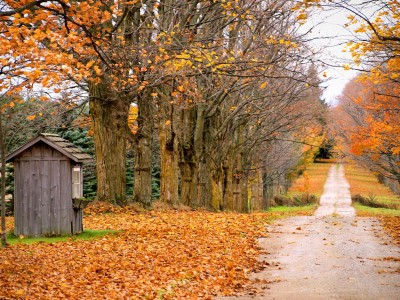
[
  {"x1": 267, "y1": 204, "x2": 317, "y2": 213},
  {"x1": 7, "y1": 229, "x2": 120, "y2": 245},
  {"x1": 354, "y1": 203, "x2": 400, "y2": 216}
]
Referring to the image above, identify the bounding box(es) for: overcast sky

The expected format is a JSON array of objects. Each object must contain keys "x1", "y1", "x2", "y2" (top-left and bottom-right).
[{"x1": 303, "y1": 6, "x2": 361, "y2": 105}]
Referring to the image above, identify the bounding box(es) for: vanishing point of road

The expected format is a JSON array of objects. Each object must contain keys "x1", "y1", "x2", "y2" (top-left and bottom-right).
[{"x1": 220, "y1": 164, "x2": 400, "y2": 300}]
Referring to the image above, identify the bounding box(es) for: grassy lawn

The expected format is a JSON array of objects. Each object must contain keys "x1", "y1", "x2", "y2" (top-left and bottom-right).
[
  {"x1": 354, "y1": 204, "x2": 400, "y2": 217},
  {"x1": 6, "y1": 229, "x2": 120, "y2": 245},
  {"x1": 268, "y1": 205, "x2": 317, "y2": 213},
  {"x1": 288, "y1": 160, "x2": 334, "y2": 198}
]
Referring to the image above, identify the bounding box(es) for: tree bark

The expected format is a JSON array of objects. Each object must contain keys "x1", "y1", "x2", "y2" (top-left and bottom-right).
[
  {"x1": 248, "y1": 168, "x2": 263, "y2": 211},
  {"x1": 178, "y1": 106, "x2": 198, "y2": 207},
  {"x1": 211, "y1": 172, "x2": 223, "y2": 211},
  {"x1": 133, "y1": 90, "x2": 154, "y2": 208},
  {"x1": 89, "y1": 82, "x2": 130, "y2": 204},
  {"x1": 194, "y1": 103, "x2": 212, "y2": 208},
  {"x1": 223, "y1": 153, "x2": 235, "y2": 211},
  {"x1": 0, "y1": 109, "x2": 8, "y2": 247},
  {"x1": 158, "y1": 98, "x2": 179, "y2": 206}
]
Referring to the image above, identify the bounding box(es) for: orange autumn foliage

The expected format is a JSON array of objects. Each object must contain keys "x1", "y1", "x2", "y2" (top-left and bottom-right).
[
  {"x1": 333, "y1": 74, "x2": 400, "y2": 182},
  {"x1": 346, "y1": 78, "x2": 400, "y2": 157}
]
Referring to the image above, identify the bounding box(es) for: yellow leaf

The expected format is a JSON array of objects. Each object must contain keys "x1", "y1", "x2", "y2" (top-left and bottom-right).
[
  {"x1": 165, "y1": 120, "x2": 171, "y2": 126},
  {"x1": 27, "y1": 115, "x2": 36, "y2": 121},
  {"x1": 93, "y1": 66, "x2": 102, "y2": 76},
  {"x1": 86, "y1": 60, "x2": 95, "y2": 69},
  {"x1": 16, "y1": 290, "x2": 24, "y2": 295},
  {"x1": 297, "y1": 13, "x2": 307, "y2": 20},
  {"x1": 151, "y1": 93, "x2": 158, "y2": 97}
]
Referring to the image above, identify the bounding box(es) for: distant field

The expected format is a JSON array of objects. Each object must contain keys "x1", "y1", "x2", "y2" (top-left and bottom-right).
[
  {"x1": 344, "y1": 163, "x2": 400, "y2": 206},
  {"x1": 343, "y1": 162, "x2": 400, "y2": 216},
  {"x1": 288, "y1": 160, "x2": 334, "y2": 197}
]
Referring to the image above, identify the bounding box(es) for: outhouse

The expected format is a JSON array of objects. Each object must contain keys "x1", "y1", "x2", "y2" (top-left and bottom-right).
[{"x1": 6, "y1": 133, "x2": 92, "y2": 237}]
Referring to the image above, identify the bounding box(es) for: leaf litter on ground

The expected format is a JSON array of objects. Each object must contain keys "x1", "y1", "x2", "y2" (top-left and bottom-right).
[{"x1": 0, "y1": 202, "x2": 313, "y2": 299}]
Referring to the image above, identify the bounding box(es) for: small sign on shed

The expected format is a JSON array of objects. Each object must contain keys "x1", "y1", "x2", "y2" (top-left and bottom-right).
[{"x1": 6, "y1": 133, "x2": 92, "y2": 237}]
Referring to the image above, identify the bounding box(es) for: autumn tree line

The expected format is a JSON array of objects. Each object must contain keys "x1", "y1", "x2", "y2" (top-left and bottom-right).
[
  {"x1": 0, "y1": 0, "x2": 331, "y2": 212},
  {"x1": 328, "y1": 0, "x2": 400, "y2": 194},
  {"x1": 2, "y1": 1, "x2": 398, "y2": 212}
]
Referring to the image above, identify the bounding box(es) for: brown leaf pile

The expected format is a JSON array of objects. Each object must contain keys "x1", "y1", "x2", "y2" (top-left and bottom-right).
[
  {"x1": 356, "y1": 211, "x2": 400, "y2": 246},
  {"x1": 0, "y1": 209, "x2": 282, "y2": 299},
  {"x1": 378, "y1": 216, "x2": 400, "y2": 246}
]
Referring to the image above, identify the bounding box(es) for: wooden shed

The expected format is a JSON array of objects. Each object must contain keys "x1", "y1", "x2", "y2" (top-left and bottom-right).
[{"x1": 6, "y1": 133, "x2": 92, "y2": 237}]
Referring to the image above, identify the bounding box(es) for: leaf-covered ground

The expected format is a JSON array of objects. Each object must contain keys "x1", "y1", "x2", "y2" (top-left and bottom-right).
[
  {"x1": 0, "y1": 204, "x2": 312, "y2": 299},
  {"x1": 375, "y1": 215, "x2": 400, "y2": 246}
]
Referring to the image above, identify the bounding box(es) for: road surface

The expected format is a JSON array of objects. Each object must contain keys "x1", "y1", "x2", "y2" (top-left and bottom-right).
[{"x1": 219, "y1": 164, "x2": 400, "y2": 299}]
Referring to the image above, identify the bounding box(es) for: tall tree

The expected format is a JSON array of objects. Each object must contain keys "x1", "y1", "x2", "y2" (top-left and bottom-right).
[{"x1": 0, "y1": 107, "x2": 7, "y2": 247}]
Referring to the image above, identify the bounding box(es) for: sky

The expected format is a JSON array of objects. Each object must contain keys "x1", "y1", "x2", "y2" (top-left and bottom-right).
[{"x1": 303, "y1": 5, "x2": 361, "y2": 105}]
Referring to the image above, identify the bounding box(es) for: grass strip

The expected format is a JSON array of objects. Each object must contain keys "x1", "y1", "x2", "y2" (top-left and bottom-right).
[{"x1": 7, "y1": 229, "x2": 120, "y2": 245}]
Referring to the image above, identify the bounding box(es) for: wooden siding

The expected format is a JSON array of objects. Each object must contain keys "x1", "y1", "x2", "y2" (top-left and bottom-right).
[{"x1": 13, "y1": 142, "x2": 81, "y2": 236}]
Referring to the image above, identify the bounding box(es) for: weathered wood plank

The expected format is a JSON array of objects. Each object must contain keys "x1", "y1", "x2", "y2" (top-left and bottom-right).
[
  {"x1": 21, "y1": 148, "x2": 31, "y2": 157},
  {"x1": 52, "y1": 148, "x2": 62, "y2": 157},
  {"x1": 41, "y1": 160, "x2": 51, "y2": 235},
  {"x1": 14, "y1": 161, "x2": 21, "y2": 235},
  {"x1": 50, "y1": 160, "x2": 60, "y2": 235},
  {"x1": 73, "y1": 209, "x2": 83, "y2": 233},
  {"x1": 32, "y1": 160, "x2": 41, "y2": 236},
  {"x1": 31, "y1": 144, "x2": 42, "y2": 157},
  {"x1": 24, "y1": 160, "x2": 32, "y2": 236},
  {"x1": 60, "y1": 160, "x2": 72, "y2": 235},
  {"x1": 42, "y1": 144, "x2": 53, "y2": 157},
  {"x1": 18, "y1": 157, "x2": 69, "y2": 161}
]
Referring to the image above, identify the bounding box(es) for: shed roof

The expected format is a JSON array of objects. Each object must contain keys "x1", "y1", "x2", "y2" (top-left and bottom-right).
[{"x1": 6, "y1": 133, "x2": 92, "y2": 163}]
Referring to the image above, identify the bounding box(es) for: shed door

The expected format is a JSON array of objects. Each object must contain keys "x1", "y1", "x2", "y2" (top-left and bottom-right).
[{"x1": 14, "y1": 158, "x2": 72, "y2": 236}]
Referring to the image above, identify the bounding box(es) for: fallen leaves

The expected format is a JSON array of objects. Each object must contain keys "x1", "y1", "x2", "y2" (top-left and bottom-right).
[
  {"x1": 378, "y1": 216, "x2": 400, "y2": 246},
  {"x1": 0, "y1": 209, "x2": 276, "y2": 299}
]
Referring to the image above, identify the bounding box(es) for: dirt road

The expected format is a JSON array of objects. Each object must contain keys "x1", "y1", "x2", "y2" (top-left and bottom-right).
[{"x1": 219, "y1": 164, "x2": 400, "y2": 299}]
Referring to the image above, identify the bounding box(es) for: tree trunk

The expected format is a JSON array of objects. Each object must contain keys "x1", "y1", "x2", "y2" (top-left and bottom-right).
[
  {"x1": 211, "y1": 173, "x2": 223, "y2": 211},
  {"x1": 248, "y1": 169, "x2": 263, "y2": 211},
  {"x1": 178, "y1": 106, "x2": 198, "y2": 207},
  {"x1": 262, "y1": 171, "x2": 269, "y2": 210},
  {"x1": 89, "y1": 82, "x2": 130, "y2": 204},
  {"x1": 0, "y1": 109, "x2": 8, "y2": 247},
  {"x1": 223, "y1": 148, "x2": 235, "y2": 211},
  {"x1": 194, "y1": 103, "x2": 212, "y2": 208},
  {"x1": 240, "y1": 171, "x2": 249, "y2": 213},
  {"x1": 133, "y1": 91, "x2": 154, "y2": 208},
  {"x1": 159, "y1": 99, "x2": 179, "y2": 206}
]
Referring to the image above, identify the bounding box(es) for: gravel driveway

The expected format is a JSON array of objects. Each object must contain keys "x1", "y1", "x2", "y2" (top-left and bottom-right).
[{"x1": 219, "y1": 164, "x2": 400, "y2": 299}]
